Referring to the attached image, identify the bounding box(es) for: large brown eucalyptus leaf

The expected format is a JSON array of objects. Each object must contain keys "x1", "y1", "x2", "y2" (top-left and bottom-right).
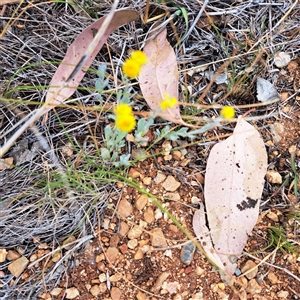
[
  {"x1": 194, "y1": 116, "x2": 267, "y2": 282},
  {"x1": 139, "y1": 28, "x2": 195, "y2": 127}
]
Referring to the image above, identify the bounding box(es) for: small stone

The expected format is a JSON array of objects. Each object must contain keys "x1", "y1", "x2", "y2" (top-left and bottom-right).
[
  {"x1": 99, "y1": 283, "x2": 107, "y2": 293},
  {"x1": 195, "y1": 266, "x2": 205, "y2": 276},
  {"x1": 65, "y1": 287, "x2": 79, "y2": 299},
  {"x1": 277, "y1": 291, "x2": 289, "y2": 298},
  {"x1": 143, "y1": 177, "x2": 152, "y2": 185},
  {"x1": 162, "y1": 176, "x2": 180, "y2": 192},
  {"x1": 50, "y1": 288, "x2": 62, "y2": 296},
  {"x1": 154, "y1": 171, "x2": 166, "y2": 184},
  {"x1": 267, "y1": 272, "x2": 279, "y2": 284},
  {"x1": 0, "y1": 249, "x2": 7, "y2": 262},
  {"x1": 235, "y1": 276, "x2": 248, "y2": 289},
  {"x1": 106, "y1": 247, "x2": 119, "y2": 264},
  {"x1": 110, "y1": 273, "x2": 122, "y2": 282},
  {"x1": 8, "y1": 256, "x2": 29, "y2": 277},
  {"x1": 274, "y1": 52, "x2": 291, "y2": 68},
  {"x1": 136, "y1": 291, "x2": 148, "y2": 300},
  {"x1": 154, "y1": 208, "x2": 163, "y2": 220},
  {"x1": 119, "y1": 244, "x2": 128, "y2": 254},
  {"x1": 245, "y1": 279, "x2": 262, "y2": 294},
  {"x1": 117, "y1": 199, "x2": 133, "y2": 218},
  {"x1": 152, "y1": 271, "x2": 170, "y2": 292},
  {"x1": 164, "y1": 192, "x2": 180, "y2": 201},
  {"x1": 173, "y1": 150, "x2": 182, "y2": 160},
  {"x1": 110, "y1": 235, "x2": 120, "y2": 247},
  {"x1": 29, "y1": 254, "x2": 38, "y2": 262},
  {"x1": 151, "y1": 228, "x2": 168, "y2": 248},
  {"x1": 144, "y1": 207, "x2": 155, "y2": 223},
  {"x1": 52, "y1": 252, "x2": 61, "y2": 263},
  {"x1": 180, "y1": 241, "x2": 196, "y2": 265},
  {"x1": 135, "y1": 194, "x2": 148, "y2": 210},
  {"x1": 134, "y1": 248, "x2": 144, "y2": 260},
  {"x1": 191, "y1": 196, "x2": 201, "y2": 204},
  {"x1": 0, "y1": 271, "x2": 5, "y2": 278},
  {"x1": 266, "y1": 170, "x2": 282, "y2": 184},
  {"x1": 111, "y1": 287, "x2": 122, "y2": 300},
  {"x1": 128, "y1": 239, "x2": 138, "y2": 249},
  {"x1": 128, "y1": 168, "x2": 141, "y2": 178},
  {"x1": 241, "y1": 260, "x2": 258, "y2": 279},
  {"x1": 128, "y1": 225, "x2": 143, "y2": 239},
  {"x1": 38, "y1": 243, "x2": 48, "y2": 249},
  {"x1": 118, "y1": 221, "x2": 130, "y2": 237},
  {"x1": 99, "y1": 273, "x2": 106, "y2": 282},
  {"x1": 266, "y1": 211, "x2": 279, "y2": 222},
  {"x1": 61, "y1": 142, "x2": 73, "y2": 157},
  {"x1": 6, "y1": 250, "x2": 21, "y2": 261}
]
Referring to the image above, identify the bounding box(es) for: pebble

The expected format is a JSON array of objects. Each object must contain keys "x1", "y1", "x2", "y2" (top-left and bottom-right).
[
  {"x1": 144, "y1": 207, "x2": 155, "y2": 223},
  {"x1": 109, "y1": 273, "x2": 122, "y2": 282},
  {"x1": 0, "y1": 249, "x2": 7, "y2": 262},
  {"x1": 128, "y1": 168, "x2": 141, "y2": 178},
  {"x1": 38, "y1": 243, "x2": 48, "y2": 249},
  {"x1": 154, "y1": 171, "x2": 166, "y2": 184},
  {"x1": 151, "y1": 228, "x2": 168, "y2": 248},
  {"x1": 118, "y1": 221, "x2": 130, "y2": 237},
  {"x1": 134, "y1": 248, "x2": 144, "y2": 259},
  {"x1": 143, "y1": 177, "x2": 152, "y2": 185},
  {"x1": 6, "y1": 250, "x2": 21, "y2": 261},
  {"x1": 266, "y1": 211, "x2": 279, "y2": 222},
  {"x1": 99, "y1": 283, "x2": 107, "y2": 293},
  {"x1": 117, "y1": 199, "x2": 133, "y2": 218},
  {"x1": 135, "y1": 194, "x2": 148, "y2": 210},
  {"x1": 65, "y1": 287, "x2": 79, "y2": 299},
  {"x1": 162, "y1": 176, "x2": 181, "y2": 192},
  {"x1": 152, "y1": 271, "x2": 170, "y2": 292},
  {"x1": 128, "y1": 239, "x2": 138, "y2": 249},
  {"x1": 52, "y1": 252, "x2": 61, "y2": 263},
  {"x1": 8, "y1": 256, "x2": 29, "y2": 277},
  {"x1": 267, "y1": 272, "x2": 279, "y2": 284},
  {"x1": 111, "y1": 287, "x2": 122, "y2": 300},
  {"x1": 241, "y1": 260, "x2": 258, "y2": 279},
  {"x1": 191, "y1": 196, "x2": 201, "y2": 204},
  {"x1": 106, "y1": 247, "x2": 119, "y2": 264},
  {"x1": 195, "y1": 266, "x2": 205, "y2": 276},
  {"x1": 128, "y1": 225, "x2": 143, "y2": 239},
  {"x1": 99, "y1": 273, "x2": 106, "y2": 282},
  {"x1": 89, "y1": 284, "x2": 101, "y2": 297},
  {"x1": 136, "y1": 291, "x2": 148, "y2": 300},
  {"x1": 164, "y1": 192, "x2": 180, "y2": 201},
  {"x1": 50, "y1": 288, "x2": 62, "y2": 296},
  {"x1": 110, "y1": 235, "x2": 120, "y2": 247},
  {"x1": 277, "y1": 291, "x2": 289, "y2": 298},
  {"x1": 180, "y1": 241, "x2": 196, "y2": 265},
  {"x1": 119, "y1": 244, "x2": 128, "y2": 254},
  {"x1": 274, "y1": 52, "x2": 291, "y2": 68},
  {"x1": 245, "y1": 278, "x2": 262, "y2": 294},
  {"x1": 266, "y1": 170, "x2": 282, "y2": 184},
  {"x1": 154, "y1": 208, "x2": 163, "y2": 220}
]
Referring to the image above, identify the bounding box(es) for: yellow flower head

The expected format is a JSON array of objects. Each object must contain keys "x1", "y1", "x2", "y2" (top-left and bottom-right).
[
  {"x1": 114, "y1": 103, "x2": 132, "y2": 116},
  {"x1": 130, "y1": 50, "x2": 147, "y2": 66},
  {"x1": 114, "y1": 103, "x2": 136, "y2": 132},
  {"x1": 160, "y1": 93, "x2": 178, "y2": 110},
  {"x1": 115, "y1": 113, "x2": 136, "y2": 132},
  {"x1": 122, "y1": 50, "x2": 147, "y2": 78},
  {"x1": 220, "y1": 106, "x2": 235, "y2": 119},
  {"x1": 122, "y1": 58, "x2": 141, "y2": 78}
]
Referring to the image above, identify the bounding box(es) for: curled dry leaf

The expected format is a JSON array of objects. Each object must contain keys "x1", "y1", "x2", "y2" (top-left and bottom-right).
[
  {"x1": 193, "y1": 116, "x2": 267, "y2": 283},
  {"x1": 139, "y1": 28, "x2": 196, "y2": 127},
  {"x1": 45, "y1": 10, "x2": 138, "y2": 113}
]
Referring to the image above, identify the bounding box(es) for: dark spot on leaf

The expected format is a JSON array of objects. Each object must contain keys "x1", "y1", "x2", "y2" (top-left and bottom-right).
[{"x1": 237, "y1": 197, "x2": 258, "y2": 211}]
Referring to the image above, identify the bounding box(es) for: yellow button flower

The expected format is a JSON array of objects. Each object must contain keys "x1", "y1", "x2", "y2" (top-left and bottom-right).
[
  {"x1": 130, "y1": 50, "x2": 147, "y2": 66},
  {"x1": 160, "y1": 94, "x2": 178, "y2": 110},
  {"x1": 220, "y1": 106, "x2": 235, "y2": 119},
  {"x1": 115, "y1": 113, "x2": 136, "y2": 132},
  {"x1": 122, "y1": 50, "x2": 147, "y2": 78},
  {"x1": 114, "y1": 103, "x2": 136, "y2": 132},
  {"x1": 114, "y1": 103, "x2": 133, "y2": 116}
]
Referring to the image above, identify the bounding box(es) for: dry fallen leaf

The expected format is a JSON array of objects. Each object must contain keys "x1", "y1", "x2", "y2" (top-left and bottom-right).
[
  {"x1": 45, "y1": 9, "x2": 138, "y2": 114},
  {"x1": 139, "y1": 28, "x2": 195, "y2": 127},
  {"x1": 194, "y1": 116, "x2": 267, "y2": 283}
]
